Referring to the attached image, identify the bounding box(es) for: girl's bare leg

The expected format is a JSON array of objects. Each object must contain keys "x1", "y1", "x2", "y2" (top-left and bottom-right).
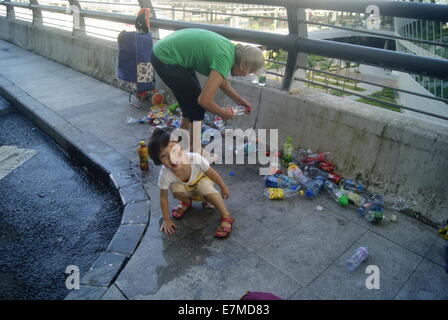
[{"x1": 203, "y1": 193, "x2": 232, "y2": 229}]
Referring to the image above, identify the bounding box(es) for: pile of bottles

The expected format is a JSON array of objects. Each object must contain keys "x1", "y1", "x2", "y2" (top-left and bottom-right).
[{"x1": 263, "y1": 137, "x2": 397, "y2": 225}]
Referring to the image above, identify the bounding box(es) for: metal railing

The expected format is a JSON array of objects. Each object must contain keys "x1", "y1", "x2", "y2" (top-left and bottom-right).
[{"x1": 1, "y1": 0, "x2": 447, "y2": 120}]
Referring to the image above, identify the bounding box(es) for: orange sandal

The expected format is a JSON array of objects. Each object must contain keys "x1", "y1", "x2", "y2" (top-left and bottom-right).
[
  {"x1": 214, "y1": 216, "x2": 234, "y2": 239},
  {"x1": 171, "y1": 200, "x2": 192, "y2": 219}
]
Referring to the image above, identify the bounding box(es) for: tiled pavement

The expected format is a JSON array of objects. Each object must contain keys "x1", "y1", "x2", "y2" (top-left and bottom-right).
[{"x1": 1, "y1": 39, "x2": 446, "y2": 300}]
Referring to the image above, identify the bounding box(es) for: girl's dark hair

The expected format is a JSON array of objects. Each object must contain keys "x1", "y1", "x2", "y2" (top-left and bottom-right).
[{"x1": 148, "y1": 126, "x2": 177, "y2": 166}]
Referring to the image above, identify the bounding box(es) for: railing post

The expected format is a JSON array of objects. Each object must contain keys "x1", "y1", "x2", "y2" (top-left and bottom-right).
[
  {"x1": 282, "y1": 5, "x2": 308, "y2": 91},
  {"x1": 139, "y1": 0, "x2": 160, "y2": 40},
  {"x1": 68, "y1": 0, "x2": 85, "y2": 36},
  {"x1": 29, "y1": 0, "x2": 43, "y2": 25},
  {"x1": 6, "y1": 1, "x2": 15, "y2": 20}
]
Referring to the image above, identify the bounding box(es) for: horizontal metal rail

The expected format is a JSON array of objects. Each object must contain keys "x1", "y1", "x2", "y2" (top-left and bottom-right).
[
  {"x1": 301, "y1": 20, "x2": 448, "y2": 48},
  {"x1": 77, "y1": 1, "x2": 139, "y2": 5},
  {"x1": 295, "y1": 77, "x2": 448, "y2": 121},
  {"x1": 193, "y1": 0, "x2": 448, "y2": 22},
  {"x1": 265, "y1": 58, "x2": 287, "y2": 66},
  {"x1": 152, "y1": 6, "x2": 288, "y2": 21},
  {"x1": 2, "y1": 2, "x2": 447, "y2": 80},
  {"x1": 299, "y1": 66, "x2": 448, "y2": 104}
]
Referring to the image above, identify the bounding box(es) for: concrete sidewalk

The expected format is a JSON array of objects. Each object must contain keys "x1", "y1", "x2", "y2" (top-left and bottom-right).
[{"x1": 0, "y1": 39, "x2": 446, "y2": 300}]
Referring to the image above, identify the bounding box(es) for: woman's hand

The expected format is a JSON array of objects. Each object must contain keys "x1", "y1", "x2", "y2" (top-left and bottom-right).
[
  {"x1": 220, "y1": 107, "x2": 234, "y2": 121},
  {"x1": 236, "y1": 96, "x2": 252, "y2": 110},
  {"x1": 220, "y1": 185, "x2": 230, "y2": 199},
  {"x1": 160, "y1": 218, "x2": 177, "y2": 235}
]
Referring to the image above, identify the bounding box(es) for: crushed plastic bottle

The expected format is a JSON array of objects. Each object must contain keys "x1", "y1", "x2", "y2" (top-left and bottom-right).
[
  {"x1": 341, "y1": 178, "x2": 365, "y2": 192},
  {"x1": 265, "y1": 174, "x2": 298, "y2": 189},
  {"x1": 228, "y1": 105, "x2": 251, "y2": 116},
  {"x1": 346, "y1": 247, "x2": 369, "y2": 272},
  {"x1": 301, "y1": 176, "x2": 325, "y2": 198},
  {"x1": 127, "y1": 116, "x2": 150, "y2": 124},
  {"x1": 324, "y1": 180, "x2": 348, "y2": 206},
  {"x1": 300, "y1": 151, "x2": 334, "y2": 163},
  {"x1": 264, "y1": 186, "x2": 298, "y2": 200},
  {"x1": 306, "y1": 166, "x2": 342, "y2": 185}
]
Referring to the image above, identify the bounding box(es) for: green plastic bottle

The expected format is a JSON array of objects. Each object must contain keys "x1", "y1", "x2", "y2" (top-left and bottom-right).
[
  {"x1": 282, "y1": 136, "x2": 294, "y2": 166},
  {"x1": 167, "y1": 102, "x2": 179, "y2": 113}
]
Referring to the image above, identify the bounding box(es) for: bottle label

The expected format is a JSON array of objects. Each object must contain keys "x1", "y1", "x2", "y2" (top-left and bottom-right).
[{"x1": 268, "y1": 188, "x2": 284, "y2": 200}]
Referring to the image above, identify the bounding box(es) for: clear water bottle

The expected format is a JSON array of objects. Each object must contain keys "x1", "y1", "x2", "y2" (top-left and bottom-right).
[
  {"x1": 287, "y1": 163, "x2": 303, "y2": 179},
  {"x1": 342, "y1": 178, "x2": 364, "y2": 192},
  {"x1": 324, "y1": 180, "x2": 348, "y2": 206},
  {"x1": 302, "y1": 176, "x2": 325, "y2": 198},
  {"x1": 228, "y1": 105, "x2": 251, "y2": 116},
  {"x1": 265, "y1": 174, "x2": 298, "y2": 188},
  {"x1": 264, "y1": 186, "x2": 298, "y2": 200},
  {"x1": 346, "y1": 247, "x2": 369, "y2": 272}
]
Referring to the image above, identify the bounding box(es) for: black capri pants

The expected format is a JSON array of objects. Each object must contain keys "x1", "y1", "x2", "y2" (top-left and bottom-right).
[{"x1": 150, "y1": 51, "x2": 205, "y2": 122}]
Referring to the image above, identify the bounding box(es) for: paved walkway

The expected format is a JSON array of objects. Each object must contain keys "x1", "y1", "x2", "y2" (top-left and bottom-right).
[{"x1": 0, "y1": 39, "x2": 446, "y2": 300}]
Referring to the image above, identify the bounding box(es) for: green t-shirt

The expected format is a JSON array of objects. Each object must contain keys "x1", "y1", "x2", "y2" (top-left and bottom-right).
[{"x1": 153, "y1": 28, "x2": 235, "y2": 78}]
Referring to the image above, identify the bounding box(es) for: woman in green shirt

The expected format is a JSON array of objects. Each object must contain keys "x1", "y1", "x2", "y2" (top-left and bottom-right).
[{"x1": 150, "y1": 28, "x2": 264, "y2": 150}]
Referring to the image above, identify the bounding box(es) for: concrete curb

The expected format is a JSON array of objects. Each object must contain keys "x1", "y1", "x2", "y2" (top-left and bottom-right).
[{"x1": 0, "y1": 76, "x2": 149, "y2": 300}]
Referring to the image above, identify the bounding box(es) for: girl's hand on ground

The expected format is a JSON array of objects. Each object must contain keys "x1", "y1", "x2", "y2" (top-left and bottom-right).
[
  {"x1": 221, "y1": 185, "x2": 230, "y2": 199},
  {"x1": 160, "y1": 219, "x2": 176, "y2": 235}
]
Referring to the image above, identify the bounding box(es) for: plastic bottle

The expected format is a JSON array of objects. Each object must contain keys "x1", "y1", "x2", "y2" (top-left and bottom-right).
[
  {"x1": 264, "y1": 186, "x2": 298, "y2": 200},
  {"x1": 265, "y1": 174, "x2": 298, "y2": 188},
  {"x1": 127, "y1": 116, "x2": 150, "y2": 124},
  {"x1": 258, "y1": 70, "x2": 267, "y2": 86},
  {"x1": 356, "y1": 199, "x2": 383, "y2": 216},
  {"x1": 138, "y1": 140, "x2": 149, "y2": 171},
  {"x1": 365, "y1": 210, "x2": 397, "y2": 224},
  {"x1": 344, "y1": 190, "x2": 365, "y2": 206},
  {"x1": 346, "y1": 247, "x2": 369, "y2": 272},
  {"x1": 228, "y1": 105, "x2": 251, "y2": 116},
  {"x1": 324, "y1": 180, "x2": 349, "y2": 206},
  {"x1": 167, "y1": 102, "x2": 179, "y2": 113},
  {"x1": 306, "y1": 166, "x2": 342, "y2": 185},
  {"x1": 299, "y1": 151, "x2": 334, "y2": 163},
  {"x1": 287, "y1": 163, "x2": 303, "y2": 179},
  {"x1": 282, "y1": 137, "x2": 294, "y2": 163},
  {"x1": 301, "y1": 176, "x2": 325, "y2": 198},
  {"x1": 342, "y1": 178, "x2": 364, "y2": 192}
]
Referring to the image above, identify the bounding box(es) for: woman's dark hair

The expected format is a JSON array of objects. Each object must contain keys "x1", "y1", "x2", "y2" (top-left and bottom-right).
[
  {"x1": 148, "y1": 126, "x2": 177, "y2": 166},
  {"x1": 135, "y1": 11, "x2": 149, "y2": 34}
]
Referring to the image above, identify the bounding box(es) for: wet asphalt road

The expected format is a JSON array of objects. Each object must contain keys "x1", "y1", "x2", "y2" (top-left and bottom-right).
[{"x1": 0, "y1": 97, "x2": 122, "y2": 300}]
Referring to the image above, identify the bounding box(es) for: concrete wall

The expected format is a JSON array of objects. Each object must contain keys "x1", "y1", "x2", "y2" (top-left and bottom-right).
[
  {"x1": 1, "y1": 17, "x2": 447, "y2": 224},
  {"x1": 215, "y1": 79, "x2": 448, "y2": 224}
]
